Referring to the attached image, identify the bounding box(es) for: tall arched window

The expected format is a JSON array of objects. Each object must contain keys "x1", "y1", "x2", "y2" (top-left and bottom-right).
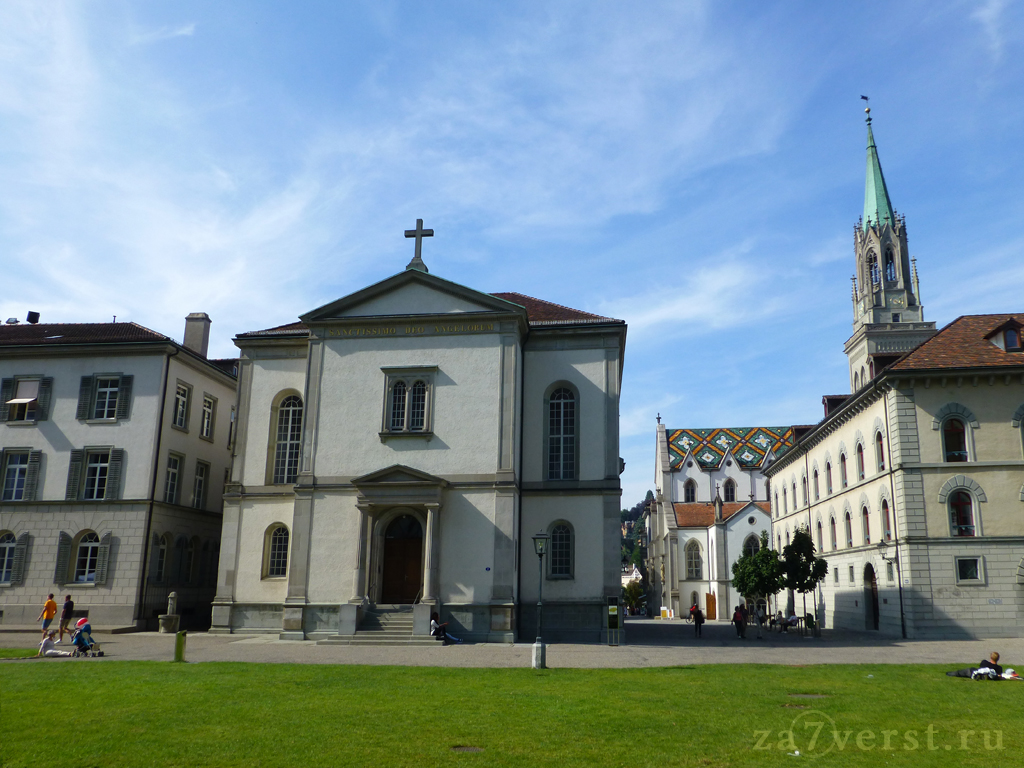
[
  {"x1": 875, "y1": 432, "x2": 886, "y2": 471},
  {"x1": 183, "y1": 538, "x2": 198, "y2": 584},
  {"x1": 75, "y1": 532, "x2": 100, "y2": 583},
  {"x1": 684, "y1": 480, "x2": 696, "y2": 503},
  {"x1": 942, "y1": 419, "x2": 968, "y2": 462},
  {"x1": 0, "y1": 532, "x2": 15, "y2": 583},
  {"x1": 548, "y1": 388, "x2": 576, "y2": 480},
  {"x1": 949, "y1": 491, "x2": 975, "y2": 537},
  {"x1": 266, "y1": 525, "x2": 289, "y2": 577},
  {"x1": 550, "y1": 522, "x2": 573, "y2": 578},
  {"x1": 801, "y1": 476, "x2": 807, "y2": 506},
  {"x1": 782, "y1": 487, "x2": 787, "y2": 513},
  {"x1": 685, "y1": 541, "x2": 702, "y2": 580},
  {"x1": 273, "y1": 395, "x2": 303, "y2": 484},
  {"x1": 854, "y1": 372, "x2": 860, "y2": 390},
  {"x1": 840, "y1": 454, "x2": 848, "y2": 488},
  {"x1": 829, "y1": 517, "x2": 837, "y2": 550},
  {"x1": 792, "y1": 481, "x2": 797, "y2": 508},
  {"x1": 743, "y1": 535, "x2": 760, "y2": 557},
  {"x1": 882, "y1": 499, "x2": 892, "y2": 541},
  {"x1": 884, "y1": 248, "x2": 896, "y2": 282},
  {"x1": 154, "y1": 534, "x2": 169, "y2": 582},
  {"x1": 409, "y1": 381, "x2": 427, "y2": 431},
  {"x1": 723, "y1": 479, "x2": 736, "y2": 503},
  {"x1": 844, "y1": 512, "x2": 853, "y2": 548},
  {"x1": 816, "y1": 520, "x2": 823, "y2": 552},
  {"x1": 856, "y1": 445, "x2": 865, "y2": 480},
  {"x1": 813, "y1": 469, "x2": 819, "y2": 500},
  {"x1": 867, "y1": 251, "x2": 880, "y2": 284},
  {"x1": 862, "y1": 505, "x2": 871, "y2": 544},
  {"x1": 389, "y1": 381, "x2": 407, "y2": 430},
  {"x1": 826, "y1": 463, "x2": 833, "y2": 495}
]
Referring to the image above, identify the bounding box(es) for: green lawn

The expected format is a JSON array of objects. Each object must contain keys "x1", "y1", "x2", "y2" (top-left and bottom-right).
[
  {"x1": 0, "y1": 663, "x2": 1018, "y2": 767},
  {"x1": 0, "y1": 648, "x2": 36, "y2": 659}
]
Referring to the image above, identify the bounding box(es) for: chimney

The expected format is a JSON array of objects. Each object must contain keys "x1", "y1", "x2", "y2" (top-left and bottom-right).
[{"x1": 183, "y1": 312, "x2": 212, "y2": 357}]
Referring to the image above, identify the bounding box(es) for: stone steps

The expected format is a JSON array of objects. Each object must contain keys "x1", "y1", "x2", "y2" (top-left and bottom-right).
[{"x1": 315, "y1": 604, "x2": 442, "y2": 646}]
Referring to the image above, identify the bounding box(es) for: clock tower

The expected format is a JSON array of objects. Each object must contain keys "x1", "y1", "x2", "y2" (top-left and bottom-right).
[{"x1": 844, "y1": 108, "x2": 936, "y2": 391}]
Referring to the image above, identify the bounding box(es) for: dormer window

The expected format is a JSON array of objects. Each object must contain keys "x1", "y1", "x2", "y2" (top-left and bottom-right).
[{"x1": 1005, "y1": 329, "x2": 1022, "y2": 352}]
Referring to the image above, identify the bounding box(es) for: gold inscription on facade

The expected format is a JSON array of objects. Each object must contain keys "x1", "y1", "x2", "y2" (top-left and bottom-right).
[{"x1": 326, "y1": 322, "x2": 494, "y2": 338}]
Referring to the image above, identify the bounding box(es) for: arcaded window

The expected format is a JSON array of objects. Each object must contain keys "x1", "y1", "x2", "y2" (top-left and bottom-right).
[
  {"x1": 867, "y1": 251, "x2": 880, "y2": 285},
  {"x1": 684, "y1": 480, "x2": 696, "y2": 503},
  {"x1": 826, "y1": 463, "x2": 833, "y2": 495},
  {"x1": 856, "y1": 445, "x2": 865, "y2": 481},
  {"x1": 840, "y1": 454, "x2": 848, "y2": 488},
  {"x1": 882, "y1": 499, "x2": 892, "y2": 541},
  {"x1": 949, "y1": 491, "x2": 975, "y2": 537},
  {"x1": 273, "y1": 396, "x2": 303, "y2": 484},
  {"x1": 801, "y1": 476, "x2": 807, "y2": 506},
  {"x1": 266, "y1": 525, "x2": 290, "y2": 578},
  {"x1": 547, "y1": 388, "x2": 576, "y2": 480},
  {"x1": 723, "y1": 479, "x2": 735, "y2": 503},
  {"x1": 942, "y1": 419, "x2": 968, "y2": 463},
  {"x1": 884, "y1": 248, "x2": 896, "y2": 282},
  {"x1": 549, "y1": 523, "x2": 573, "y2": 578},
  {"x1": 875, "y1": 432, "x2": 885, "y2": 471},
  {"x1": 685, "y1": 541, "x2": 702, "y2": 580},
  {"x1": 829, "y1": 517, "x2": 837, "y2": 550},
  {"x1": 813, "y1": 469, "x2": 819, "y2": 500},
  {"x1": 862, "y1": 505, "x2": 871, "y2": 544},
  {"x1": 844, "y1": 512, "x2": 853, "y2": 548},
  {"x1": 816, "y1": 520, "x2": 823, "y2": 552}
]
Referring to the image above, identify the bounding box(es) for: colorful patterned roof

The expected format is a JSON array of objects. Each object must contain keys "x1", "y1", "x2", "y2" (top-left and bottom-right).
[{"x1": 668, "y1": 427, "x2": 797, "y2": 470}]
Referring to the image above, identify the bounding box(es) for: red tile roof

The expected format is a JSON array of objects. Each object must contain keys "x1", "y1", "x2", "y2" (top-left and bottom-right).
[
  {"x1": 0, "y1": 322, "x2": 169, "y2": 346},
  {"x1": 890, "y1": 313, "x2": 1024, "y2": 371},
  {"x1": 490, "y1": 292, "x2": 622, "y2": 326},
  {"x1": 673, "y1": 501, "x2": 770, "y2": 528},
  {"x1": 236, "y1": 321, "x2": 309, "y2": 338}
]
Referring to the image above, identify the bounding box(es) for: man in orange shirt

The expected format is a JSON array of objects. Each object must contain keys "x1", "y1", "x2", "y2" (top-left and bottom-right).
[{"x1": 37, "y1": 593, "x2": 58, "y2": 638}]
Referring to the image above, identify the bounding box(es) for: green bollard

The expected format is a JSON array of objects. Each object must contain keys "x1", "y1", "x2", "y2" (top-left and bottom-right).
[{"x1": 173, "y1": 630, "x2": 187, "y2": 662}]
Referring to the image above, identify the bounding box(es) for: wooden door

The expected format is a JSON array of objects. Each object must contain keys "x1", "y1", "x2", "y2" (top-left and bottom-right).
[
  {"x1": 381, "y1": 515, "x2": 423, "y2": 604},
  {"x1": 705, "y1": 593, "x2": 717, "y2": 621}
]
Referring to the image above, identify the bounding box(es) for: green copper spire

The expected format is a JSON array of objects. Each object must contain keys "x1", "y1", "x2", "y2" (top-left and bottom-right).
[{"x1": 863, "y1": 108, "x2": 895, "y2": 231}]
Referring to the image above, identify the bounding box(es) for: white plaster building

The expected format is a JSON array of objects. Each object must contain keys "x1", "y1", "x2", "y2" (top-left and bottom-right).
[
  {"x1": 0, "y1": 314, "x2": 237, "y2": 629},
  {"x1": 212, "y1": 249, "x2": 626, "y2": 642}
]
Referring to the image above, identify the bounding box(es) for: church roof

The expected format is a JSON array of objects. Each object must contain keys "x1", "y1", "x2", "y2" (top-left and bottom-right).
[
  {"x1": 667, "y1": 427, "x2": 797, "y2": 470},
  {"x1": 672, "y1": 501, "x2": 770, "y2": 528},
  {"x1": 889, "y1": 313, "x2": 1024, "y2": 371},
  {"x1": 235, "y1": 321, "x2": 309, "y2": 339},
  {"x1": 489, "y1": 292, "x2": 621, "y2": 326},
  {"x1": 0, "y1": 321, "x2": 169, "y2": 346},
  {"x1": 863, "y1": 115, "x2": 896, "y2": 232}
]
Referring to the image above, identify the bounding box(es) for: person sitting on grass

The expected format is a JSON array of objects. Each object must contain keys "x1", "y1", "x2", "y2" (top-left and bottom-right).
[
  {"x1": 37, "y1": 630, "x2": 73, "y2": 658},
  {"x1": 430, "y1": 612, "x2": 462, "y2": 645}
]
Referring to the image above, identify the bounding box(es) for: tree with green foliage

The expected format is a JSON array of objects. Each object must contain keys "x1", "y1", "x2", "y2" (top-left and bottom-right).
[
  {"x1": 622, "y1": 579, "x2": 645, "y2": 613},
  {"x1": 730, "y1": 531, "x2": 783, "y2": 638},
  {"x1": 781, "y1": 527, "x2": 829, "y2": 635}
]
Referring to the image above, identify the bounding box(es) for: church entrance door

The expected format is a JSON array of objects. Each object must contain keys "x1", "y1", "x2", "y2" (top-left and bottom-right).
[
  {"x1": 705, "y1": 593, "x2": 717, "y2": 621},
  {"x1": 381, "y1": 515, "x2": 423, "y2": 604},
  {"x1": 864, "y1": 564, "x2": 880, "y2": 630}
]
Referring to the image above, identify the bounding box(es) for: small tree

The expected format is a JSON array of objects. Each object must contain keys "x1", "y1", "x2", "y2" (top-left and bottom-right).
[
  {"x1": 782, "y1": 528, "x2": 829, "y2": 635},
  {"x1": 623, "y1": 579, "x2": 645, "y2": 614},
  {"x1": 730, "y1": 531, "x2": 783, "y2": 638}
]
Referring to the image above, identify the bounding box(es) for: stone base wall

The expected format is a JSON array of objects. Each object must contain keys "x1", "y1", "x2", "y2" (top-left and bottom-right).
[{"x1": 516, "y1": 601, "x2": 611, "y2": 644}]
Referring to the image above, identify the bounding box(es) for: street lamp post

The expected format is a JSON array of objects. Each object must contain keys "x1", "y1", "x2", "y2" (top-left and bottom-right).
[
  {"x1": 877, "y1": 540, "x2": 907, "y2": 639},
  {"x1": 532, "y1": 531, "x2": 549, "y2": 669}
]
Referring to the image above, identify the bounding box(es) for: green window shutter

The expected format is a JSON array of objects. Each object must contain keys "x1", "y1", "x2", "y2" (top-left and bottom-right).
[
  {"x1": 116, "y1": 375, "x2": 133, "y2": 420},
  {"x1": 95, "y1": 531, "x2": 113, "y2": 585},
  {"x1": 0, "y1": 378, "x2": 12, "y2": 423},
  {"x1": 76, "y1": 376, "x2": 95, "y2": 420},
  {"x1": 65, "y1": 450, "x2": 84, "y2": 500},
  {"x1": 54, "y1": 531, "x2": 72, "y2": 585},
  {"x1": 10, "y1": 532, "x2": 30, "y2": 585},
  {"x1": 35, "y1": 377, "x2": 54, "y2": 421},
  {"x1": 24, "y1": 450, "x2": 42, "y2": 501},
  {"x1": 105, "y1": 449, "x2": 124, "y2": 500}
]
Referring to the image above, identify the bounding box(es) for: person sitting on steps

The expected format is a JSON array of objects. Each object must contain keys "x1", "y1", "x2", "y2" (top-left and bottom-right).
[{"x1": 430, "y1": 612, "x2": 462, "y2": 644}]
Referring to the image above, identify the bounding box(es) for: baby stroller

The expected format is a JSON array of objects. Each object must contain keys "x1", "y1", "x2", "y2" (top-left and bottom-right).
[{"x1": 71, "y1": 617, "x2": 103, "y2": 657}]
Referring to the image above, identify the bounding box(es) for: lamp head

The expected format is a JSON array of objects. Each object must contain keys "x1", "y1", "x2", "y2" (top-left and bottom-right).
[{"x1": 532, "y1": 531, "x2": 549, "y2": 556}]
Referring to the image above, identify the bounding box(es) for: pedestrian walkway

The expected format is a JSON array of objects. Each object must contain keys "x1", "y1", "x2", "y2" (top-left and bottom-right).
[{"x1": 3, "y1": 618, "x2": 1020, "y2": 668}]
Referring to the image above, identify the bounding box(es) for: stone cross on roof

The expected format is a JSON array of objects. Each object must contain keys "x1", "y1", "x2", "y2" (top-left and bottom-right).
[{"x1": 404, "y1": 218, "x2": 433, "y2": 272}]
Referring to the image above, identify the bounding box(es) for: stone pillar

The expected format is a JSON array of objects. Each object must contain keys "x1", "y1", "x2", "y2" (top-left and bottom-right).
[
  {"x1": 422, "y1": 503, "x2": 439, "y2": 602},
  {"x1": 351, "y1": 505, "x2": 370, "y2": 604},
  {"x1": 281, "y1": 489, "x2": 314, "y2": 640},
  {"x1": 210, "y1": 498, "x2": 241, "y2": 633}
]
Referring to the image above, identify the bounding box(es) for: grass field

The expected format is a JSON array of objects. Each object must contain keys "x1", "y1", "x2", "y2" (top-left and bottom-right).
[
  {"x1": 0, "y1": 662, "x2": 1018, "y2": 767},
  {"x1": 0, "y1": 648, "x2": 36, "y2": 659}
]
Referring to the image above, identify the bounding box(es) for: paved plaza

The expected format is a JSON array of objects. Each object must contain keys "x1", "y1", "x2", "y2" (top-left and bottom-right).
[{"x1": 5, "y1": 618, "x2": 1022, "y2": 668}]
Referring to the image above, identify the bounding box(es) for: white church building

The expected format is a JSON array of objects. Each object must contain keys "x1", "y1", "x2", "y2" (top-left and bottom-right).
[{"x1": 211, "y1": 231, "x2": 626, "y2": 642}]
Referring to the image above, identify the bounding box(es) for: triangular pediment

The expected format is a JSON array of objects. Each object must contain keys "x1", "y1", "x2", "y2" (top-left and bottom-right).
[
  {"x1": 301, "y1": 269, "x2": 526, "y2": 323},
  {"x1": 352, "y1": 464, "x2": 448, "y2": 488}
]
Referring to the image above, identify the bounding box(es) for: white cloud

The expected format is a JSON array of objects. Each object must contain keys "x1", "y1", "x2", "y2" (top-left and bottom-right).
[
  {"x1": 129, "y1": 23, "x2": 196, "y2": 46},
  {"x1": 971, "y1": 0, "x2": 1009, "y2": 60}
]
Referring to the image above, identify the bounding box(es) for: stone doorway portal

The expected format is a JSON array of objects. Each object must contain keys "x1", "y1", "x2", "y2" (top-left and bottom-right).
[
  {"x1": 864, "y1": 563, "x2": 880, "y2": 630},
  {"x1": 381, "y1": 514, "x2": 423, "y2": 604}
]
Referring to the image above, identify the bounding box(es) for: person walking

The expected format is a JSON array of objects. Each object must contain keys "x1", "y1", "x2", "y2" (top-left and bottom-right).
[
  {"x1": 732, "y1": 606, "x2": 745, "y2": 639},
  {"x1": 693, "y1": 607, "x2": 704, "y2": 638},
  {"x1": 37, "y1": 594, "x2": 58, "y2": 638},
  {"x1": 58, "y1": 595, "x2": 75, "y2": 642},
  {"x1": 739, "y1": 603, "x2": 749, "y2": 639}
]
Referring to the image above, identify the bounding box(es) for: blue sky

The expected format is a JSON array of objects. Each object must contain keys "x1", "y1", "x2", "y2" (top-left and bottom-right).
[{"x1": 2, "y1": 1, "x2": 1022, "y2": 507}]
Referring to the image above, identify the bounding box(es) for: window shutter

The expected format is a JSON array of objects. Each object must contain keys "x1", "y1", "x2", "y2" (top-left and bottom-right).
[
  {"x1": 54, "y1": 531, "x2": 72, "y2": 585},
  {"x1": 95, "y1": 531, "x2": 113, "y2": 585},
  {"x1": 10, "y1": 532, "x2": 30, "y2": 585},
  {"x1": 65, "y1": 450, "x2": 84, "y2": 500},
  {"x1": 76, "y1": 376, "x2": 95, "y2": 420},
  {"x1": 35, "y1": 377, "x2": 54, "y2": 421},
  {"x1": 0, "y1": 378, "x2": 12, "y2": 423},
  {"x1": 24, "y1": 450, "x2": 42, "y2": 501},
  {"x1": 116, "y1": 375, "x2": 133, "y2": 420},
  {"x1": 105, "y1": 449, "x2": 124, "y2": 500}
]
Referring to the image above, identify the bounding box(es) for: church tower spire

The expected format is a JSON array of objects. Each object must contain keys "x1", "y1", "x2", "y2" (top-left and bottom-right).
[{"x1": 843, "y1": 104, "x2": 935, "y2": 392}]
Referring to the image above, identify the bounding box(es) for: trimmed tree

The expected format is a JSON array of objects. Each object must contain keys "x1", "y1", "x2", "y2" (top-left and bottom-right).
[
  {"x1": 730, "y1": 531, "x2": 784, "y2": 638},
  {"x1": 781, "y1": 527, "x2": 829, "y2": 635}
]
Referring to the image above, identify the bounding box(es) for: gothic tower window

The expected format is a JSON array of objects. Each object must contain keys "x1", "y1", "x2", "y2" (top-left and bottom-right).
[
  {"x1": 685, "y1": 541, "x2": 702, "y2": 580},
  {"x1": 867, "y1": 251, "x2": 880, "y2": 285},
  {"x1": 884, "y1": 248, "x2": 896, "y2": 282},
  {"x1": 723, "y1": 479, "x2": 735, "y2": 503},
  {"x1": 684, "y1": 480, "x2": 696, "y2": 503}
]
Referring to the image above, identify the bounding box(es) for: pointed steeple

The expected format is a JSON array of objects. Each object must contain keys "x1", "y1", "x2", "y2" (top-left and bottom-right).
[{"x1": 863, "y1": 108, "x2": 895, "y2": 231}]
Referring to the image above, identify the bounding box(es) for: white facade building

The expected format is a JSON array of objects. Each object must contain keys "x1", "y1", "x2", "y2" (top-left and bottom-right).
[{"x1": 212, "y1": 252, "x2": 626, "y2": 642}]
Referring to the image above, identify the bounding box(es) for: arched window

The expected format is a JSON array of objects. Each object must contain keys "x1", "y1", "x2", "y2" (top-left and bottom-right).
[
  {"x1": 547, "y1": 388, "x2": 576, "y2": 480},
  {"x1": 782, "y1": 487, "x2": 787, "y2": 513},
  {"x1": 685, "y1": 541, "x2": 702, "y2": 580},
  {"x1": 390, "y1": 381, "x2": 406, "y2": 430},
  {"x1": 265, "y1": 525, "x2": 289, "y2": 577},
  {"x1": 882, "y1": 499, "x2": 892, "y2": 541},
  {"x1": 409, "y1": 381, "x2": 427, "y2": 431},
  {"x1": 826, "y1": 463, "x2": 833, "y2": 495},
  {"x1": 1005, "y1": 329, "x2": 1022, "y2": 351},
  {"x1": 875, "y1": 432, "x2": 886, "y2": 471},
  {"x1": 862, "y1": 505, "x2": 871, "y2": 544},
  {"x1": 801, "y1": 476, "x2": 807, "y2": 506},
  {"x1": 75, "y1": 532, "x2": 100, "y2": 583},
  {"x1": 815, "y1": 520, "x2": 823, "y2": 552},
  {"x1": 949, "y1": 491, "x2": 975, "y2": 537},
  {"x1": 854, "y1": 372, "x2": 860, "y2": 390},
  {"x1": 684, "y1": 480, "x2": 696, "y2": 503},
  {"x1": 861, "y1": 367, "x2": 866, "y2": 386},
  {"x1": 868, "y1": 252, "x2": 880, "y2": 284},
  {"x1": 856, "y1": 445, "x2": 865, "y2": 480},
  {"x1": 183, "y1": 538, "x2": 198, "y2": 584},
  {"x1": 829, "y1": 517, "x2": 837, "y2": 550},
  {"x1": 154, "y1": 534, "x2": 169, "y2": 582},
  {"x1": 840, "y1": 454, "x2": 848, "y2": 488},
  {"x1": 813, "y1": 469, "x2": 819, "y2": 501},
  {"x1": 743, "y1": 535, "x2": 760, "y2": 557},
  {"x1": 273, "y1": 395, "x2": 303, "y2": 484},
  {"x1": 550, "y1": 522, "x2": 573, "y2": 578},
  {"x1": 792, "y1": 481, "x2": 797, "y2": 508},
  {"x1": 884, "y1": 248, "x2": 896, "y2": 282},
  {"x1": 0, "y1": 532, "x2": 15, "y2": 582},
  {"x1": 785, "y1": 530, "x2": 790, "y2": 546},
  {"x1": 723, "y1": 479, "x2": 735, "y2": 503},
  {"x1": 942, "y1": 419, "x2": 968, "y2": 462},
  {"x1": 777, "y1": 535, "x2": 782, "y2": 551},
  {"x1": 844, "y1": 512, "x2": 853, "y2": 548},
  {"x1": 773, "y1": 492, "x2": 779, "y2": 517}
]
